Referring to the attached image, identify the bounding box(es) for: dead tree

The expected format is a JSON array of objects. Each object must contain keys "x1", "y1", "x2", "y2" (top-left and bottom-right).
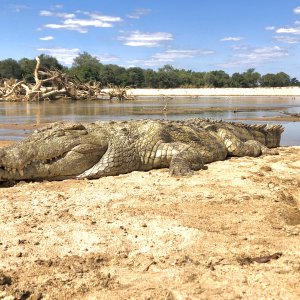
[
  {"x1": 102, "y1": 84, "x2": 136, "y2": 101},
  {"x1": 0, "y1": 57, "x2": 103, "y2": 101}
]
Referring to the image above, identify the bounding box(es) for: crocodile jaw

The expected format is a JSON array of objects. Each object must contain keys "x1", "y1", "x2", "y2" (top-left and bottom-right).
[{"x1": 0, "y1": 143, "x2": 107, "y2": 181}]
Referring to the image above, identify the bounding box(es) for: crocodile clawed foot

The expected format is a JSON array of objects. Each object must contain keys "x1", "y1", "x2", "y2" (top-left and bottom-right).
[
  {"x1": 169, "y1": 165, "x2": 194, "y2": 176},
  {"x1": 261, "y1": 146, "x2": 280, "y2": 156}
]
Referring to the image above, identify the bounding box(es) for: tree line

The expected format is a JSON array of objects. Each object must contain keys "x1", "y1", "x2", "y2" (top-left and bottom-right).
[{"x1": 0, "y1": 52, "x2": 299, "y2": 88}]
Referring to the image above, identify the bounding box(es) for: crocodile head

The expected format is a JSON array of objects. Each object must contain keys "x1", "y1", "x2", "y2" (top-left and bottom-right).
[{"x1": 0, "y1": 123, "x2": 108, "y2": 181}]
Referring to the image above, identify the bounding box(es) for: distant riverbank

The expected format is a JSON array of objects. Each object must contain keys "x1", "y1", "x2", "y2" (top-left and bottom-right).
[{"x1": 109, "y1": 87, "x2": 300, "y2": 97}]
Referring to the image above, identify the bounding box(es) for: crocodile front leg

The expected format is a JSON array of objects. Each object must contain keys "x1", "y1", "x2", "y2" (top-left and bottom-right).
[{"x1": 77, "y1": 133, "x2": 140, "y2": 179}]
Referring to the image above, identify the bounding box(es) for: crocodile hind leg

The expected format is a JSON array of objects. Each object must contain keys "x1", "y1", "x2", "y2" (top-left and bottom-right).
[
  {"x1": 139, "y1": 141, "x2": 205, "y2": 176},
  {"x1": 169, "y1": 144, "x2": 205, "y2": 176},
  {"x1": 217, "y1": 128, "x2": 264, "y2": 157}
]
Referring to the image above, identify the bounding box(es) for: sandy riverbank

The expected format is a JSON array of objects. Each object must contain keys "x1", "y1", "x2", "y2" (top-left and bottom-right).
[
  {"x1": 0, "y1": 146, "x2": 299, "y2": 299},
  {"x1": 0, "y1": 96, "x2": 299, "y2": 298},
  {"x1": 104, "y1": 87, "x2": 300, "y2": 97}
]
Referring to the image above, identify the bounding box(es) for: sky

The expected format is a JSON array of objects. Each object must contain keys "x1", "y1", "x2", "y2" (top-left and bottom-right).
[{"x1": 1, "y1": 0, "x2": 300, "y2": 78}]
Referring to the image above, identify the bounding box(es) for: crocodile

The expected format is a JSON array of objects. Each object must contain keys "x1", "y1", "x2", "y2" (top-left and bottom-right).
[{"x1": 0, "y1": 119, "x2": 283, "y2": 181}]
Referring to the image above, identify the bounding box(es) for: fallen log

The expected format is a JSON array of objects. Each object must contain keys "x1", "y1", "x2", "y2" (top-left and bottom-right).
[{"x1": 0, "y1": 57, "x2": 132, "y2": 102}]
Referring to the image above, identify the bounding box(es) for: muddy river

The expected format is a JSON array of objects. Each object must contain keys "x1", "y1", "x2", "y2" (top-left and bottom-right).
[{"x1": 0, "y1": 96, "x2": 299, "y2": 145}]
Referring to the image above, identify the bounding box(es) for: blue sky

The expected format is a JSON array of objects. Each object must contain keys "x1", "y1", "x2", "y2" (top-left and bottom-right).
[{"x1": 1, "y1": 0, "x2": 300, "y2": 78}]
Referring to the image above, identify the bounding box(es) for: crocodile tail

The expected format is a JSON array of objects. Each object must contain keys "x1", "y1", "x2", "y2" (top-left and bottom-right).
[
  {"x1": 265, "y1": 124, "x2": 285, "y2": 133},
  {"x1": 264, "y1": 124, "x2": 284, "y2": 147}
]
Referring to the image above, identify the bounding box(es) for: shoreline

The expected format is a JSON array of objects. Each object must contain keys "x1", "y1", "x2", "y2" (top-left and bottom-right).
[{"x1": 117, "y1": 87, "x2": 300, "y2": 96}]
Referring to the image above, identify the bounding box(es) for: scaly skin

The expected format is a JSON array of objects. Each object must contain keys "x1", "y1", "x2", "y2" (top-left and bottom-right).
[{"x1": 0, "y1": 119, "x2": 284, "y2": 181}]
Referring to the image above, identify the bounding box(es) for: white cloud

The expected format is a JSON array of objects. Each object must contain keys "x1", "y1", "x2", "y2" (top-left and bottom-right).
[
  {"x1": 220, "y1": 36, "x2": 244, "y2": 42},
  {"x1": 274, "y1": 35, "x2": 300, "y2": 44},
  {"x1": 218, "y1": 46, "x2": 289, "y2": 68},
  {"x1": 37, "y1": 47, "x2": 80, "y2": 65},
  {"x1": 230, "y1": 45, "x2": 250, "y2": 51},
  {"x1": 118, "y1": 30, "x2": 173, "y2": 47},
  {"x1": 39, "y1": 36, "x2": 54, "y2": 41},
  {"x1": 153, "y1": 49, "x2": 214, "y2": 61},
  {"x1": 127, "y1": 9, "x2": 151, "y2": 19},
  {"x1": 41, "y1": 10, "x2": 122, "y2": 33},
  {"x1": 129, "y1": 49, "x2": 214, "y2": 66},
  {"x1": 44, "y1": 23, "x2": 88, "y2": 33},
  {"x1": 57, "y1": 13, "x2": 76, "y2": 19},
  {"x1": 238, "y1": 46, "x2": 288, "y2": 60},
  {"x1": 96, "y1": 54, "x2": 119, "y2": 63},
  {"x1": 265, "y1": 26, "x2": 275, "y2": 31},
  {"x1": 84, "y1": 12, "x2": 122, "y2": 22},
  {"x1": 294, "y1": 6, "x2": 300, "y2": 14},
  {"x1": 276, "y1": 21, "x2": 300, "y2": 35},
  {"x1": 276, "y1": 26, "x2": 300, "y2": 34},
  {"x1": 40, "y1": 10, "x2": 53, "y2": 16},
  {"x1": 64, "y1": 18, "x2": 114, "y2": 28},
  {"x1": 40, "y1": 9, "x2": 74, "y2": 18},
  {"x1": 36, "y1": 47, "x2": 118, "y2": 65}
]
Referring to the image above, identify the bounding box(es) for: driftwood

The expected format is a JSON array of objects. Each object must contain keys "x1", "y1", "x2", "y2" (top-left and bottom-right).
[
  {"x1": 0, "y1": 57, "x2": 135, "y2": 102},
  {"x1": 103, "y1": 84, "x2": 136, "y2": 101}
]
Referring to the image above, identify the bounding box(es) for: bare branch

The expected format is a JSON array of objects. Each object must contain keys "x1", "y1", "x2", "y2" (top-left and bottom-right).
[{"x1": 0, "y1": 57, "x2": 131, "y2": 102}]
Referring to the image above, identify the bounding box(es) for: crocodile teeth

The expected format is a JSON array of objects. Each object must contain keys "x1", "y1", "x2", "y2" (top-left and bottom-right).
[{"x1": 18, "y1": 169, "x2": 24, "y2": 176}]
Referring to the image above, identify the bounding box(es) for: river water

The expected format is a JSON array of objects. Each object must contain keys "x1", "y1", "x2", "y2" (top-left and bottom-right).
[{"x1": 0, "y1": 96, "x2": 299, "y2": 145}]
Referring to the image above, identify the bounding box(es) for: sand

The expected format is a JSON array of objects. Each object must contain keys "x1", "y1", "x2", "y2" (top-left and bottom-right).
[
  {"x1": 101, "y1": 87, "x2": 300, "y2": 97},
  {"x1": 0, "y1": 145, "x2": 299, "y2": 299}
]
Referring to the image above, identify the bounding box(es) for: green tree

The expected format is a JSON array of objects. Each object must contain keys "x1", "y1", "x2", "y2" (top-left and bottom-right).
[
  {"x1": 291, "y1": 77, "x2": 300, "y2": 86},
  {"x1": 99, "y1": 65, "x2": 117, "y2": 86},
  {"x1": 104, "y1": 64, "x2": 127, "y2": 86},
  {"x1": 230, "y1": 69, "x2": 261, "y2": 87},
  {"x1": 19, "y1": 58, "x2": 36, "y2": 82},
  {"x1": 260, "y1": 72, "x2": 291, "y2": 87},
  {"x1": 242, "y1": 68, "x2": 261, "y2": 87},
  {"x1": 0, "y1": 58, "x2": 22, "y2": 79},
  {"x1": 70, "y1": 52, "x2": 102, "y2": 82},
  {"x1": 204, "y1": 70, "x2": 230, "y2": 87},
  {"x1": 190, "y1": 71, "x2": 205, "y2": 87},
  {"x1": 72, "y1": 52, "x2": 99, "y2": 68},
  {"x1": 125, "y1": 67, "x2": 145, "y2": 87},
  {"x1": 157, "y1": 65, "x2": 180, "y2": 88},
  {"x1": 260, "y1": 74, "x2": 276, "y2": 87},
  {"x1": 230, "y1": 72, "x2": 244, "y2": 87},
  {"x1": 274, "y1": 72, "x2": 291, "y2": 86},
  {"x1": 177, "y1": 69, "x2": 192, "y2": 87},
  {"x1": 39, "y1": 54, "x2": 63, "y2": 70},
  {"x1": 144, "y1": 69, "x2": 159, "y2": 88}
]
